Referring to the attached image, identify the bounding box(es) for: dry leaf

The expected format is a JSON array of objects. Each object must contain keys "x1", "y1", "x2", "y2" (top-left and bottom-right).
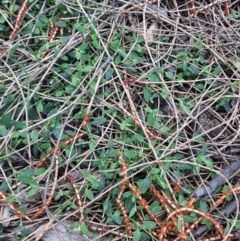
[
  {"x1": 146, "y1": 22, "x2": 158, "y2": 44},
  {"x1": 0, "y1": 206, "x2": 11, "y2": 227}
]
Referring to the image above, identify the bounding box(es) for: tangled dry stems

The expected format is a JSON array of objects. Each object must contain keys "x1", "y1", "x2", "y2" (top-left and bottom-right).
[{"x1": 1, "y1": 0, "x2": 240, "y2": 240}]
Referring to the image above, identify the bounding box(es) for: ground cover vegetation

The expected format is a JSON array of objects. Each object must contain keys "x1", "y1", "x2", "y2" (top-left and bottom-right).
[{"x1": 0, "y1": 0, "x2": 240, "y2": 240}]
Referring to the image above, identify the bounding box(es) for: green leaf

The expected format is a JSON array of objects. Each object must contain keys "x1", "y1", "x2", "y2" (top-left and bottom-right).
[
  {"x1": 11, "y1": 121, "x2": 26, "y2": 130},
  {"x1": 19, "y1": 168, "x2": 34, "y2": 177},
  {"x1": 179, "y1": 100, "x2": 191, "y2": 115},
  {"x1": 30, "y1": 130, "x2": 38, "y2": 142},
  {"x1": 42, "y1": 129, "x2": 50, "y2": 140},
  {"x1": 129, "y1": 206, "x2": 137, "y2": 218},
  {"x1": 133, "y1": 230, "x2": 141, "y2": 241},
  {"x1": 143, "y1": 87, "x2": 151, "y2": 102},
  {"x1": 112, "y1": 213, "x2": 122, "y2": 224},
  {"x1": 53, "y1": 122, "x2": 62, "y2": 139},
  {"x1": 28, "y1": 184, "x2": 40, "y2": 197},
  {"x1": 91, "y1": 116, "x2": 106, "y2": 126},
  {"x1": 39, "y1": 14, "x2": 48, "y2": 23},
  {"x1": 177, "y1": 217, "x2": 183, "y2": 232},
  {"x1": 150, "y1": 205, "x2": 161, "y2": 214},
  {"x1": 34, "y1": 168, "x2": 46, "y2": 176},
  {"x1": 60, "y1": 36, "x2": 70, "y2": 43},
  {"x1": 37, "y1": 101, "x2": 43, "y2": 112},
  {"x1": 69, "y1": 222, "x2": 79, "y2": 230},
  {"x1": 105, "y1": 68, "x2": 114, "y2": 80},
  {"x1": 120, "y1": 122, "x2": 127, "y2": 130},
  {"x1": 133, "y1": 133, "x2": 144, "y2": 142},
  {"x1": 11, "y1": 131, "x2": 19, "y2": 138},
  {"x1": 0, "y1": 115, "x2": 11, "y2": 128},
  {"x1": 150, "y1": 168, "x2": 160, "y2": 175},
  {"x1": 182, "y1": 215, "x2": 197, "y2": 223},
  {"x1": 80, "y1": 222, "x2": 89, "y2": 236},
  {"x1": 0, "y1": 125, "x2": 8, "y2": 136},
  {"x1": 56, "y1": 21, "x2": 66, "y2": 28},
  {"x1": 139, "y1": 177, "x2": 151, "y2": 194},
  {"x1": 3, "y1": 94, "x2": 14, "y2": 103},
  {"x1": 55, "y1": 90, "x2": 63, "y2": 97},
  {"x1": 17, "y1": 175, "x2": 34, "y2": 184},
  {"x1": 5, "y1": 195, "x2": 16, "y2": 203},
  {"x1": 85, "y1": 189, "x2": 94, "y2": 200},
  {"x1": 75, "y1": 51, "x2": 81, "y2": 60},
  {"x1": 165, "y1": 71, "x2": 174, "y2": 80},
  {"x1": 142, "y1": 221, "x2": 156, "y2": 230},
  {"x1": 89, "y1": 138, "x2": 95, "y2": 151},
  {"x1": 0, "y1": 180, "x2": 9, "y2": 192},
  {"x1": 73, "y1": 23, "x2": 86, "y2": 33},
  {"x1": 213, "y1": 66, "x2": 222, "y2": 76},
  {"x1": 147, "y1": 111, "x2": 155, "y2": 126},
  {"x1": 83, "y1": 65, "x2": 92, "y2": 72}
]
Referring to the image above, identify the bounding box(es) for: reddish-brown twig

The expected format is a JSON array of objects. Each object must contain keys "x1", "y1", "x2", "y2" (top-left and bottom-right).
[
  {"x1": 0, "y1": 191, "x2": 31, "y2": 221},
  {"x1": 116, "y1": 199, "x2": 133, "y2": 236},
  {"x1": 167, "y1": 207, "x2": 224, "y2": 238},
  {"x1": 48, "y1": 23, "x2": 58, "y2": 42},
  {"x1": 10, "y1": 0, "x2": 28, "y2": 39},
  {"x1": 67, "y1": 173, "x2": 84, "y2": 221},
  {"x1": 116, "y1": 154, "x2": 133, "y2": 236},
  {"x1": 34, "y1": 132, "x2": 86, "y2": 169},
  {"x1": 224, "y1": 1, "x2": 230, "y2": 18},
  {"x1": 189, "y1": 0, "x2": 196, "y2": 16},
  {"x1": 211, "y1": 183, "x2": 240, "y2": 211}
]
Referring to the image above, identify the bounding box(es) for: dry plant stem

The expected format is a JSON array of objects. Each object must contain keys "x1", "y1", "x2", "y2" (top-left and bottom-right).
[
  {"x1": 193, "y1": 160, "x2": 240, "y2": 198},
  {"x1": 31, "y1": 149, "x2": 60, "y2": 220},
  {"x1": 0, "y1": 192, "x2": 31, "y2": 221},
  {"x1": 190, "y1": 0, "x2": 228, "y2": 18},
  {"x1": 9, "y1": 0, "x2": 28, "y2": 39},
  {"x1": 34, "y1": 219, "x2": 54, "y2": 241},
  {"x1": 67, "y1": 173, "x2": 84, "y2": 221},
  {"x1": 83, "y1": 69, "x2": 103, "y2": 128}
]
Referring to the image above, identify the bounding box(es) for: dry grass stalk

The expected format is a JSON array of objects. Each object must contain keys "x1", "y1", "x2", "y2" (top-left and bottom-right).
[
  {"x1": 9, "y1": 0, "x2": 28, "y2": 39},
  {"x1": 88, "y1": 224, "x2": 129, "y2": 238},
  {"x1": 31, "y1": 149, "x2": 60, "y2": 220},
  {"x1": 190, "y1": 0, "x2": 227, "y2": 18},
  {"x1": 83, "y1": 69, "x2": 103, "y2": 128}
]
